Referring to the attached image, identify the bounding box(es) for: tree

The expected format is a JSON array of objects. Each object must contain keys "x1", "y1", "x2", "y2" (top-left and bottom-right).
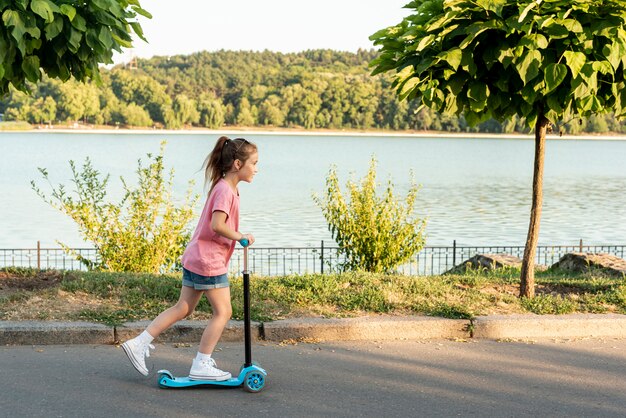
[
  {"x1": 0, "y1": 0, "x2": 151, "y2": 95},
  {"x1": 235, "y1": 97, "x2": 255, "y2": 126},
  {"x1": 370, "y1": 0, "x2": 626, "y2": 297},
  {"x1": 197, "y1": 94, "x2": 225, "y2": 129},
  {"x1": 28, "y1": 96, "x2": 56, "y2": 125},
  {"x1": 110, "y1": 69, "x2": 170, "y2": 122},
  {"x1": 121, "y1": 102, "x2": 152, "y2": 127}
]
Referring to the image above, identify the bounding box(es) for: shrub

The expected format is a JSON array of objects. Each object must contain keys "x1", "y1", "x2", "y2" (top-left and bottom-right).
[
  {"x1": 313, "y1": 156, "x2": 426, "y2": 273},
  {"x1": 31, "y1": 141, "x2": 198, "y2": 273}
]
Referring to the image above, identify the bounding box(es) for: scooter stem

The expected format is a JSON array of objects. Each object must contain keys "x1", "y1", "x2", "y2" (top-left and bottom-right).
[{"x1": 242, "y1": 245, "x2": 252, "y2": 367}]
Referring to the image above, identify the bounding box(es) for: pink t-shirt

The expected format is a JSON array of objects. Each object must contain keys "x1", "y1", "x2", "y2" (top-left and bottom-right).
[{"x1": 181, "y1": 179, "x2": 240, "y2": 276}]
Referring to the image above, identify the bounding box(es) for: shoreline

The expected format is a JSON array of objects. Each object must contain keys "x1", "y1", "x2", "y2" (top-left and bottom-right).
[{"x1": 2, "y1": 125, "x2": 626, "y2": 141}]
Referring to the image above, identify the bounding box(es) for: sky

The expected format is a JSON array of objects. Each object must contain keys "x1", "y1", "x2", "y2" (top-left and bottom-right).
[{"x1": 113, "y1": 0, "x2": 410, "y2": 64}]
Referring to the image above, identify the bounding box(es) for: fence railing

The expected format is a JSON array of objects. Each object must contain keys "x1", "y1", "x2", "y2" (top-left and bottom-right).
[{"x1": 2, "y1": 241, "x2": 624, "y2": 276}]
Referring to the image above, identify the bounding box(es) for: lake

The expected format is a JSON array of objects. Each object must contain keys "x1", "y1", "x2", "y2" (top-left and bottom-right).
[{"x1": 1, "y1": 131, "x2": 625, "y2": 249}]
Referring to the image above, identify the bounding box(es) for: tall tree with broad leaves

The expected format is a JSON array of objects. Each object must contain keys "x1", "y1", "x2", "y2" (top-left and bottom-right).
[
  {"x1": 370, "y1": 0, "x2": 626, "y2": 297},
  {"x1": 0, "y1": 0, "x2": 151, "y2": 95}
]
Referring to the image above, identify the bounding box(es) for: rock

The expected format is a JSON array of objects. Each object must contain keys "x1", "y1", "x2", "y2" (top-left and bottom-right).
[
  {"x1": 551, "y1": 253, "x2": 626, "y2": 277},
  {"x1": 445, "y1": 254, "x2": 523, "y2": 274}
]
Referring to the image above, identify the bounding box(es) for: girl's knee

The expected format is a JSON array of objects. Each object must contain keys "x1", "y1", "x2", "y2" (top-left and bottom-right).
[
  {"x1": 214, "y1": 305, "x2": 232, "y2": 321},
  {"x1": 174, "y1": 302, "x2": 194, "y2": 318}
]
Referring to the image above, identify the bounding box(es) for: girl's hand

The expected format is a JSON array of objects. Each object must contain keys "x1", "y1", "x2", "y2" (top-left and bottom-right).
[{"x1": 241, "y1": 233, "x2": 255, "y2": 246}]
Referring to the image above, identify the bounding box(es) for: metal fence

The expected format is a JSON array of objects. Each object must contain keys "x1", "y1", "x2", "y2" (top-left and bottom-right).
[{"x1": 2, "y1": 241, "x2": 625, "y2": 276}]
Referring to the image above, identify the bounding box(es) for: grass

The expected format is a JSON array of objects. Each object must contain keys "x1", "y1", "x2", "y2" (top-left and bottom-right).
[
  {"x1": 0, "y1": 267, "x2": 624, "y2": 326},
  {"x1": 0, "y1": 121, "x2": 32, "y2": 131}
]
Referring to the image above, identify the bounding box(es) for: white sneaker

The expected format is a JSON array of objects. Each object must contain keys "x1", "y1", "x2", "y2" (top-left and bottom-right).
[
  {"x1": 189, "y1": 357, "x2": 232, "y2": 381},
  {"x1": 121, "y1": 337, "x2": 155, "y2": 376}
]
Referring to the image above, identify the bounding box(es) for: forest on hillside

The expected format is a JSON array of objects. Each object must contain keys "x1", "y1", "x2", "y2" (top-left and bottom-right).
[{"x1": 1, "y1": 49, "x2": 624, "y2": 134}]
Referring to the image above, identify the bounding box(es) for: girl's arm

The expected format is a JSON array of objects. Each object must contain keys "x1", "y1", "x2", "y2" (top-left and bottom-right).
[{"x1": 211, "y1": 210, "x2": 255, "y2": 244}]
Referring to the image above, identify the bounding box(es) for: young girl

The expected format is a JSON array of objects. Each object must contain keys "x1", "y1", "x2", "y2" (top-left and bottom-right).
[{"x1": 122, "y1": 136, "x2": 258, "y2": 380}]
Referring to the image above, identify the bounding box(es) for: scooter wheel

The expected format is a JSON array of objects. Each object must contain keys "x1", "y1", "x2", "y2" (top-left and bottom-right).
[{"x1": 243, "y1": 371, "x2": 265, "y2": 393}]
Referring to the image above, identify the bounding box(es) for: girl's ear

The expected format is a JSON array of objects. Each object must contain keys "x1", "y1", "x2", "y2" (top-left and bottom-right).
[{"x1": 234, "y1": 159, "x2": 242, "y2": 171}]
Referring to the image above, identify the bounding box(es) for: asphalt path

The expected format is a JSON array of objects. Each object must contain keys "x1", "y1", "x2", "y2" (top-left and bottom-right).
[{"x1": 2, "y1": 338, "x2": 625, "y2": 417}]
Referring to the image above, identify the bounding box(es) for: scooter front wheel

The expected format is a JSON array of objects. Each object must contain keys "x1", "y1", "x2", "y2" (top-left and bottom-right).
[{"x1": 243, "y1": 371, "x2": 266, "y2": 393}]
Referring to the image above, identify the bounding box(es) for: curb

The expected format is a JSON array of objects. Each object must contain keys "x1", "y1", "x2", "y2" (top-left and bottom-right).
[
  {"x1": 262, "y1": 316, "x2": 468, "y2": 341},
  {"x1": 2, "y1": 314, "x2": 626, "y2": 346},
  {"x1": 0, "y1": 321, "x2": 113, "y2": 345},
  {"x1": 472, "y1": 314, "x2": 626, "y2": 339}
]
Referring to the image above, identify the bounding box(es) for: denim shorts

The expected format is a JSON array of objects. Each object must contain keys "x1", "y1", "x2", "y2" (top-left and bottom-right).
[{"x1": 182, "y1": 268, "x2": 229, "y2": 290}]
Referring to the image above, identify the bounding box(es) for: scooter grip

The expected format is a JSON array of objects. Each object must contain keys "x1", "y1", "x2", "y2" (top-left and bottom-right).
[{"x1": 239, "y1": 238, "x2": 249, "y2": 247}]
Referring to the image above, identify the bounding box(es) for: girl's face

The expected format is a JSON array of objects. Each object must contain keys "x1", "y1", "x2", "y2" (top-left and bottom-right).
[{"x1": 237, "y1": 151, "x2": 259, "y2": 183}]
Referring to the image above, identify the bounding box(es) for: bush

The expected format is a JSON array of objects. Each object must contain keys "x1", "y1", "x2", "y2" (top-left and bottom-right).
[
  {"x1": 31, "y1": 141, "x2": 198, "y2": 273},
  {"x1": 313, "y1": 156, "x2": 426, "y2": 273}
]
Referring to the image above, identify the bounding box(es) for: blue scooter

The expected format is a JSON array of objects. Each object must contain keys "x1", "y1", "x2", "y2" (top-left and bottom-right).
[{"x1": 157, "y1": 240, "x2": 267, "y2": 392}]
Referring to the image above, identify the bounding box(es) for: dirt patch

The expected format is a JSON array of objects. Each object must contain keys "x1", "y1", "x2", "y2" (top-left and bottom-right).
[{"x1": 0, "y1": 270, "x2": 65, "y2": 294}]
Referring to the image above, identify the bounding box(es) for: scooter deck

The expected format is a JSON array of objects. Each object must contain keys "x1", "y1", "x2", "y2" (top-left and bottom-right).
[
  {"x1": 158, "y1": 371, "x2": 242, "y2": 388},
  {"x1": 158, "y1": 365, "x2": 267, "y2": 390}
]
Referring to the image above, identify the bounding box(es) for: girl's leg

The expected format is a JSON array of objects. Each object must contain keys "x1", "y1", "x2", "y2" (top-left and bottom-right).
[
  {"x1": 123, "y1": 286, "x2": 203, "y2": 376},
  {"x1": 146, "y1": 285, "x2": 204, "y2": 338},
  {"x1": 198, "y1": 286, "x2": 232, "y2": 354}
]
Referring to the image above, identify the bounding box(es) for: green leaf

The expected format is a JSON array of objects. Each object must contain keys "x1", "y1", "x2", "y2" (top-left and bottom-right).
[
  {"x1": 476, "y1": 0, "x2": 506, "y2": 16},
  {"x1": 399, "y1": 77, "x2": 420, "y2": 101},
  {"x1": 59, "y1": 4, "x2": 76, "y2": 21},
  {"x1": 578, "y1": 95, "x2": 602, "y2": 113},
  {"x1": 561, "y1": 19, "x2": 583, "y2": 33},
  {"x1": 98, "y1": 26, "x2": 113, "y2": 49},
  {"x1": 520, "y1": 34, "x2": 549, "y2": 50},
  {"x1": 0, "y1": 63, "x2": 4, "y2": 80},
  {"x1": 67, "y1": 27, "x2": 82, "y2": 52},
  {"x1": 44, "y1": 16, "x2": 63, "y2": 39},
  {"x1": 3, "y1": 9, "x2": 26, "y2": 41},
  {"x1": 467, "y1": 82, "x2": 489, "y2": 111},
  {"x1": 131, "y1": 6, "x2": 153, "y2": 19},
  {"x1": 414, "y1": 34, "x2": 435, "y2": 52},
  {"x1": 21, "y1": 55, "x2": 40, "y2": 82},
  {"x1": 30, "y1": 0, "x2": 59, "y2": 23},
  {"x1": 130, "y1": 21, "x2": 146, "y2": 42},
  {"x1": 603, "y1": 42, "x2": 622, "y2": 71},
  {"x1": 544, "y1": 63, "x2": 567, "y2": 93},
  {"x1": 591, "y1": 61, "x2": 613, "y2": 75},
  {"x1": 518, "y1": 2, "x2": 537, "y2": 23},
  {"x1": 563, "y1": 51, "x2": 586, "y2": 79},
  {"x1": 71, "y1": 13, "x2": 87, "y2": 31},
  {"x1": 436, "y1": 48, "x2": 462, "y2": 70},
  {"x1": 516, "y1": 49, "x2": 541, "y2": 83}
]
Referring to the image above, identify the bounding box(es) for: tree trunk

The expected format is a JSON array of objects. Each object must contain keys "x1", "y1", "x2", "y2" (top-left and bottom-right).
[{"x1": 520, "y1": 111, "x2": 549, "y2": 298}]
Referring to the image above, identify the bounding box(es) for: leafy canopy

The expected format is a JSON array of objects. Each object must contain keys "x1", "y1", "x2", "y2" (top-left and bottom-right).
[
  {"x1": 370, "y1": 0, "x2": 626, "y2": 127},
  {"x1": 0, "y1": 0, "x2": 151, "y2": 95}
]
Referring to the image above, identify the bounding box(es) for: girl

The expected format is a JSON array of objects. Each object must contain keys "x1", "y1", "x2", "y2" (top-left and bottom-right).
[{"x1": 122, "y1": 136, "x2": 258, "y2": 380}]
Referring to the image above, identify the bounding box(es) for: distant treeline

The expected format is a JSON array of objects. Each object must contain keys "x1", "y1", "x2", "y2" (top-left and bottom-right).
[{"x1": 1, "y1": 49, "x2": 625, "y2": 134}]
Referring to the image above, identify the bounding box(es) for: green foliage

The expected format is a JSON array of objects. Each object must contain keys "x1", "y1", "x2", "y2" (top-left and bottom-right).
[
  {"x1": 30, "y1": 141, "x2": 198, "y2": 273},
  {"x1": 370, "y1": 0, "x2": 626, "y2": 128},
  {"x1": 0, "y1": 0, "x2": 151, "y2": 95},
  {"x1": 3, "y1": 49, "x2": 626, "y2": 132},
  {"x1": 313, "y1": 157, "x2": 426, "y2": 273}
]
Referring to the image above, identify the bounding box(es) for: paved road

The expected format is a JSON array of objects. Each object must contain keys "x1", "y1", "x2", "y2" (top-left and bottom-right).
[{"x1": 2, "y1": 338, "x2": 625, "y2": 417}]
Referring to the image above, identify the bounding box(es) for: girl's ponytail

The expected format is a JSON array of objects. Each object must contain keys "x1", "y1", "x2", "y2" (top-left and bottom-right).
[
  {"x1": 203, "y1": 136, "x2": 230, "y2": 193},
  {"x1": 202, "y1": 136, "x2": 257, "y2": 193}
]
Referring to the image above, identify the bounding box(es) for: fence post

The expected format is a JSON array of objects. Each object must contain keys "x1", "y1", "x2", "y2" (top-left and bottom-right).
[
  {"x1": 579, "y1": 239, "x2": 583, "y2": 253},
  {"x1": 452, "y1": 240, "x2": 456, "y2": 267},
  {"x1": 37, "y1": 241, "x2": 41, "y2": 270},
  {"x1": 320, "y1": 240, "x2": 324, "y2": 274}
]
